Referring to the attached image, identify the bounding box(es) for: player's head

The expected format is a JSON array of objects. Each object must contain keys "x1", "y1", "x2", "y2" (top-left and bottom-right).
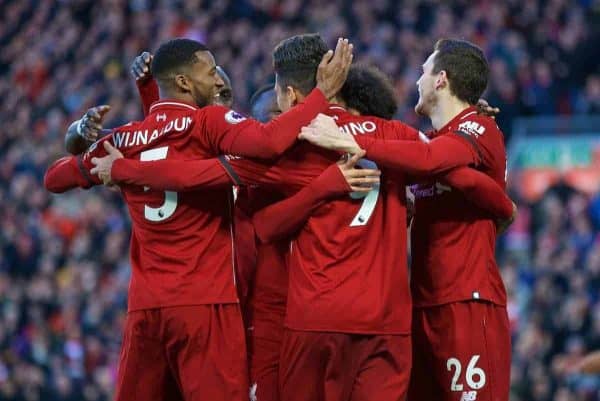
[
  {"x1": 152, "y1": 38, "x2": 224, "y2": 108},
  {"x1": 339, "y1": 64, "x2": 398, "y2": 120},
  {"x1": 273, "y1": 34, "x2": 328, "y2": 113},
  {"x1": 214, "y1": 66, "x2": 233, "y2": 108},
  {"x1": 415, "y1": 39, "x2": 489, "y2": 116},
  {"x1": 249, "y1": 85, "x2": 280, "y2": 123}
]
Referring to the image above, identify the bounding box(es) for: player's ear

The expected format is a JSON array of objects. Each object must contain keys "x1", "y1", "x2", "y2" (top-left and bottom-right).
[
  {"x1": 435, "y1": 70, "x2": 448, "y2": 90},
  {"x1": 288, "y1": 86, "x2": 299, "y2": 106},
  {"x1": 175, "y1": 74, "x2": 192, "y2": 93}
]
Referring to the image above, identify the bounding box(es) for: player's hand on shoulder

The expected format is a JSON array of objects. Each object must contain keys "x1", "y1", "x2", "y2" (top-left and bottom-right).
[
  {"x1": 90, "y1": 141, "x2": 124, "y2": 185},
  {"x1": 300, "y1": 113, "x2": 361, "y2": 153},
  {"x1": 337, "y1": 151, "x2": 380, "y2": 193},
  {"x1": 131, "y1": 52, "x2": 153, "y2": 81},
  {"x1": 476, "y1": 98, "x2": 500, "y2": 119},
  {"x1": 78, "y1": 105, "x2": 111, "y2": 142},
  {"x1": 316, "y1": 38, "x2": 354, "y2": 99}
]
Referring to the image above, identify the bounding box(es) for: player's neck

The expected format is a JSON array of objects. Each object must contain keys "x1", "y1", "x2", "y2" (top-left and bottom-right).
[
  {"x1": 159, "y1": 88, "x2": 196, "y2": 106},
  {"x1": 430, "y1": 96, "x2": 471, "y2": 131},
  {"x1": 329, "y1": 95, "x2": 345, "y2": 106}
]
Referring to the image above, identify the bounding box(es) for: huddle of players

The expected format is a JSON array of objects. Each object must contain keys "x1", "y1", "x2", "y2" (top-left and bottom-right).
[{"x1": 44, "y1": 33, "x2": 516, "y2": 401}]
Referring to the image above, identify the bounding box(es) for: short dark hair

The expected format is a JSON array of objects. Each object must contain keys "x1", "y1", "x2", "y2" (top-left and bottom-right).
[
  {"x1": 249, "y1": 84, "x2": 277, "y2": 123},
  {"x1": 273, "y1": 34, "x2": 328, "y2": 95},
  {"x1": 152, "y1": 38, "x2": 209, "y2": 82},
  {"x1": 432, "y1": 39, "x2": 488, "y2": 105},
  {"x1": 249, "y1": 84, "x2": 275, "y2": 109},
  {"x1": 340, "y1": 64, "x2": 398, "y2": 120}
]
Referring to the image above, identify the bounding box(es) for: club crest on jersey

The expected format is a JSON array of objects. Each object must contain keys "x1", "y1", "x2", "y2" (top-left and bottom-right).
[
  {"x1": 458, "y1": 121, "x2": 485, "y2": 137},
  {"x1": 225, "y1": 110, "x2": 246, "y2": 124}
]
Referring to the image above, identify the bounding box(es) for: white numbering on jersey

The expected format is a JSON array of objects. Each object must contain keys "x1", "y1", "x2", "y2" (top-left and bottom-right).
[
  {"x1": 447, "y1": 355, "x2": 486, "y2": 391},
  {"x1": 349, "y1": 158, "x2": 380, "y2": 227},
  {"x1": 140, "y1": 147, "x2": 178, "y2": 222}
]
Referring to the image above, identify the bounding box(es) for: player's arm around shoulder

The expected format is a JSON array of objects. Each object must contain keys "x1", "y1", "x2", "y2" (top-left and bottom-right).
[{"x1": 45, "y1": 134, "x2": 114, "y2": 193}]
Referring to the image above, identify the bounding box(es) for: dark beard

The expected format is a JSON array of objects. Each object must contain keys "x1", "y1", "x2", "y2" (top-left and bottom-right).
[{"x1": 194, "y1": 93, "x2": 211, "y2": 108}]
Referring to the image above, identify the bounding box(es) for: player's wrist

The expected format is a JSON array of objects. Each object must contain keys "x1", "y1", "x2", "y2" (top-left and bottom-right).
[
  {"x1": 323, "y1": 164, "x2": 352, "y2": 195},
  {"x1": 110, "y1": 158, "x2": 128, "y2": 183}
]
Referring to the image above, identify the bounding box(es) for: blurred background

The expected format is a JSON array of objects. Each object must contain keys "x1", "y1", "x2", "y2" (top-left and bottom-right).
[{"x1": 1, "y1": 0, "x2": 600, "y2": 400}]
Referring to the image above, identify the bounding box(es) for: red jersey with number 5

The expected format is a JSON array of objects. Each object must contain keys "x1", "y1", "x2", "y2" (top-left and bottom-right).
[
  {"x1": 45, "y1": 91, "x2": 329, "y2": 311},
  {"x1": 410, "y1": 106, "x2": 508, "y2": 307},
  {"x1": 223, "y1": 106, "x2": 420, "y2": 334}
]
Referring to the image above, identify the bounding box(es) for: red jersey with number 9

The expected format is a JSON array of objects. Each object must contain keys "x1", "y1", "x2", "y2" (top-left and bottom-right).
[{"x1": 224, "y1": 106, "x2": 420, "y2": 334}]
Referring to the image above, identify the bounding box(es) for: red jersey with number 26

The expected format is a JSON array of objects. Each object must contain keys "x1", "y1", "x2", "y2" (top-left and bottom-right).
[{"x1": 410, "y1": 106, "x2": 508, "y2": 307}]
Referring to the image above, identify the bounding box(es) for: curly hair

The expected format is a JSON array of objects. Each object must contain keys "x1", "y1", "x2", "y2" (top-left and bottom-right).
[{"x1": 339, "y1": 64, "x2": 398, "y2": 120}]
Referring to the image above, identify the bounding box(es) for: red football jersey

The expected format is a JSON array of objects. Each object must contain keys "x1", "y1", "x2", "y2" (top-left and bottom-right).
[
  {"x1": 223, "y1": 106, "x2": 420, "y2": 334},
  {"x1": 234, "y1": 186, "x2": 289, "y2": 340},
  {"x1": 46, "y1": 92, "x2": 329, "y2": 312},
  {"x1": 409, "y1": 106, "x2": 508, "y2": 307}
]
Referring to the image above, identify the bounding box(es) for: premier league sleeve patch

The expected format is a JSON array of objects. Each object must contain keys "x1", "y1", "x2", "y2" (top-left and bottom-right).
[{"x1": 224, "y1": 110, "x2": 247, "y2": 124}]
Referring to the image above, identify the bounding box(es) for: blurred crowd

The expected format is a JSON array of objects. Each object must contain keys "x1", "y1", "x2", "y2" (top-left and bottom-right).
[{"x1": 1, "y1": 0, "x2": 599, "y2": 400}]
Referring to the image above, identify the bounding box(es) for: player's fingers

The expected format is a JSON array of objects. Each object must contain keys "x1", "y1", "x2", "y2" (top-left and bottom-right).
[
  {"x1": 83, "y1": 132, "x2": 98, "y2": 141},
  {"x1": 85, "y1": 121, "x2": 103, "y2": 131},
  {"x1": 344, "y1": 152, "x2": 362, "y2": 168},
  {"x1": 96, "y1": 105, "x2": 111, "y2": 117},
  {"x1": 352, "y1": 169, "x2": 381, "y2": 177},
  {"x1": 349, "y1": 185, "x2": 373, "y2": 193},
  {"x1": 133, "y1": 64, "x2": 143, "y2": 78},
  {"x1": 345, "y1": 167, "x2": 380, "y2": 177},
  {"x1": 91, "y1": 157, "x2": 100, "y2": 166},
  {"x1": 142, "y1": 51, "x2": 152, "y2": 64},
  {"x1": 348, "y1": 176, "x2": 380, "y2": 185},
  {"x1": 328, "y1": 39, "x2": 344, "y2": 69},
  {"x1": 298, "y1": 127, "x2": 316, "y2": 140},
  {"x1": 87, "y1": 109, "x2": 101, "y2": 120},
  {"x1": 340, "y1": 39, "x2": 350, "y2": 64},
  {"x1": 103, "y1": 141, "x2": 121, "y2": 156},
  {"x1": 344, "y1": 42, "x2": 354, "y2": 69},
  {"x1": 318, "y1": 50, "x2": 334, "y2": 72}
]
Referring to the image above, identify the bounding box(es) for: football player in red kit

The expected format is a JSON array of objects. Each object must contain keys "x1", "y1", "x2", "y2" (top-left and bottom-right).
[
  {"x1": 299, "y1": 39, "x2": 513, "y2": 401},
  {"x1": 91, "y1": 35, "x2": 513, "y2": 401},
  {"x1": 44, "y1": 37, "x2": 353, "y2": 401}
]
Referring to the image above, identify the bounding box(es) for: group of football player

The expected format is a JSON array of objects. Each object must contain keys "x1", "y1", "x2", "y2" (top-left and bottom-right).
[{"x1": 44, "y1": 32, "x2": 516, "y2": 401}]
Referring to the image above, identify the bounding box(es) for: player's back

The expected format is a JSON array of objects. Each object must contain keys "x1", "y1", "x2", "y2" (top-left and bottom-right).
[
  {"x1": 283, "y1": 107, "x2": 414, "y2": 334},
  {"x1": 85, "y1": 101, "x2": 238, "y2": 311},
  {"x1": 410, "y1": 107, "x2": 508, "y2": 308}
]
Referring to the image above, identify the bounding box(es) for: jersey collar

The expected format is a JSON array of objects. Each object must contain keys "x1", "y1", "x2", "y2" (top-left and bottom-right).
[
  {"x1": 149, "y1": 99, "x2": 199, "y2": 114},
  {"x1": 435, "y1": 105, "x2": 479, "y2": 135}
]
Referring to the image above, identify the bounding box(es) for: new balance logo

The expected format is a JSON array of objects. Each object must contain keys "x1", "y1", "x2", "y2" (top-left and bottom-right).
[
  {"x1": 460, "y1": 391, "x2": 477, "y2": 401},
  {"x1": 458, "y1": 121, "x2": 485, "y2": 137}
]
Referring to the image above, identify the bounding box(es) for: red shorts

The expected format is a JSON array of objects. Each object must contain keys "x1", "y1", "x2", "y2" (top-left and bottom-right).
[
  {"x1": 115, "y1": 304, "x2": 248, "y2": 401},
  {"x1": 408, "y1": 301, "x2": 511, "y2": 401},
  {"x1": 248, "y1": 333, "x2": 282, "y2": 401},
  {"x1": 279, "y1": 329, "x2": 411, "y2": 401}
]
